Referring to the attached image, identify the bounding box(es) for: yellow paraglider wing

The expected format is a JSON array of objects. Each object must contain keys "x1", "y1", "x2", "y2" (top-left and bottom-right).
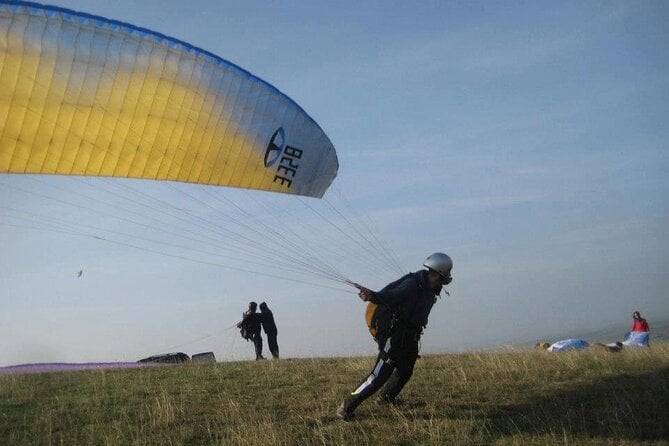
[{"x1": 0, "y1": 1, "x2": 338, "y2": 198}]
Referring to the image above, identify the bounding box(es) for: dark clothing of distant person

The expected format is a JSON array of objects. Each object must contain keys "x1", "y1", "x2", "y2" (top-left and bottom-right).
[
  {"x1": 237, "y1": 305, "x2": 264, "y2": 360},
  {"x1": 341, "y1": 270, "x2": 440, "y2": 414},
  {"x1": 259, "y1": 302, "x2": 279, "y2": 359}
]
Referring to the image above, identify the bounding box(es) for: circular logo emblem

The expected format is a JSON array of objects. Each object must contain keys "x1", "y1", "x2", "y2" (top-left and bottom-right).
[{"x1": 264, "y1": 128, "x2": 285, "y2": 168}]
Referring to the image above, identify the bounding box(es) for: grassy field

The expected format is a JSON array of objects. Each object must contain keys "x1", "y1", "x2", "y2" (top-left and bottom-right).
[{"x1": 1, "y1": 344, "x2": 668, "y2": 445}]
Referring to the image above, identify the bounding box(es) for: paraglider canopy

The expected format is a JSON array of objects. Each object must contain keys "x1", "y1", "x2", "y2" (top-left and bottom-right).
[
  {"x1": 623, "y1": 331, "x2": 650, "y2": 347},
  {"x1": 0, "y1": 1, "x2": 338, "y2": 197},
  {"x1": 546, "y1": 339, "x2": 589, "y2": 352}
]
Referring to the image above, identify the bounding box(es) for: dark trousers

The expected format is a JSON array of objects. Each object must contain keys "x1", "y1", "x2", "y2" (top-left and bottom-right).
[
  {"x1": 266, "y1": 332, "x2": 279, "y2": 358},
  {"x1": 343, "y1": 329, "x2": 419, "y2": 413},
  {"x1": 250, "y1": 332, "x2": 263, "y2": 359}
]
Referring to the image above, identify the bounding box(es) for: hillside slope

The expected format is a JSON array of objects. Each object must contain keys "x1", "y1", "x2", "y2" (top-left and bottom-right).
[{"x1": 1, "y1": 345, "x2": 668, "y2": 445}]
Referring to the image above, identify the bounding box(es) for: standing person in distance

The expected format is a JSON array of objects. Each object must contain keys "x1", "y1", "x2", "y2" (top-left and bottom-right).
[
  {"x1": 631, "y1": 311, "x2": 650, "y2": 332},
  {"x1": 259, "y1": 302, "x2": 280, "y2": 359},
  {"x1": 236, "y1": 301, "x2": 265, "y2": 360},
  {"x1": 337, "y1": 253, "x2": 453, "y2": 421}
]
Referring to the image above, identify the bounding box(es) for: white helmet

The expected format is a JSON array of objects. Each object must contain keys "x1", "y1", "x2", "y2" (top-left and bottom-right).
[{"x1": 423, "y1": 253, "x2": 453, "y2": 283}]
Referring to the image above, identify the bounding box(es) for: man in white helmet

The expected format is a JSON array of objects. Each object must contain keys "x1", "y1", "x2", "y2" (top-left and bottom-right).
[{"x1": 337, "y1": 253, "x2": 453, "y2": 421}]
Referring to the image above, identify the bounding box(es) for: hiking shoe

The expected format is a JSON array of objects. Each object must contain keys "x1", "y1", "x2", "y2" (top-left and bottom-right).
[{"x1": 336, "y1": 402, "x2": 354, "y2": 421}]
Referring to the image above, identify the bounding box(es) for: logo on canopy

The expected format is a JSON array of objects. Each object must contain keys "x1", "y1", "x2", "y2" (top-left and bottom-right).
[
  {"x1": 264, "y1": 128, "x2": 285, "y2": 168},
  {"x1": 264, "y1": 127, "x2": 303, "y2": 189}
]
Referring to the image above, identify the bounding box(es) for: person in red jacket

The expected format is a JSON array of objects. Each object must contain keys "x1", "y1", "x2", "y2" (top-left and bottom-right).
[{"x1": 631, "y1": 311, "x2": 650, "y2": 332}]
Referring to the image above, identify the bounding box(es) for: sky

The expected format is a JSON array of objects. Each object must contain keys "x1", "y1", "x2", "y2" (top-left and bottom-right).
[{"x1": 1, "y1": 0, "x2": 667, "y2": 366}]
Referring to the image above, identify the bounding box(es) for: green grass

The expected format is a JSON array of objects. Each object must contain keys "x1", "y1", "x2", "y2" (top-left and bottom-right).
[{"x1": 1, "y1": 344, "x2": 668, "y2": 445}]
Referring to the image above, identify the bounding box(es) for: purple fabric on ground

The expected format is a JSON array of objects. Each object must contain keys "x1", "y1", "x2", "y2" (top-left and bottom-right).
[{"x1": 0, "y1": 362, "x2": 163, "y2": 375}]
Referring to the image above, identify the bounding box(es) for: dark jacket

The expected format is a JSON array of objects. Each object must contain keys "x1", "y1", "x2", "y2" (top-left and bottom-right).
[
  {"x1": 261, "y1": 309, "x2": 278, "y2": 335},
  {"x1": 240, "y1": 311, "x2": 262, "y2": 335},
  {"x1": 370, "y1": 270, "x2": 440, "y2": 330}
]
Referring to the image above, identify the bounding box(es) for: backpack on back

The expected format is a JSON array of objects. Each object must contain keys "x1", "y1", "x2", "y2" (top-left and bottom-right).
[
  {"x1": 364, "y1": 273, "x2": 423, "y2": 344},
  {"x1": 365, "y1": 301, "x2": 396, "y2": 343}
]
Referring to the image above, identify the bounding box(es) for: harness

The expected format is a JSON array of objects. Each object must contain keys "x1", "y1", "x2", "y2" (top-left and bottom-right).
[{"x1": 372, "y1": 273, "x2": 429, "y2": 341}]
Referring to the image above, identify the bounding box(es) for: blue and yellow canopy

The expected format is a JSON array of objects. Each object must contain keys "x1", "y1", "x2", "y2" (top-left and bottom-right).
[{"x1": 0, "y1": 1, "x2": 338, "y2": 197}]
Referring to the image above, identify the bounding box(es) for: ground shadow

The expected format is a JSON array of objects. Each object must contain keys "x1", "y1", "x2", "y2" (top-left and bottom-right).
[{"x1": 462, "y1": 367, "x2": 669, "y2": 442}]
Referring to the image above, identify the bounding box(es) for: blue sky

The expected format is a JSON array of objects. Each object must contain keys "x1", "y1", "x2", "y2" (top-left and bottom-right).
[{"x1": 1, "y1": 0, "x2": 667, "y2": 365}]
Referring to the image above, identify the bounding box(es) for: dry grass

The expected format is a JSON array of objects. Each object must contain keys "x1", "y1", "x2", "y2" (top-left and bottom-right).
[{"x1": 1, "y1": 344, "x2": 668, "y2": 445}]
